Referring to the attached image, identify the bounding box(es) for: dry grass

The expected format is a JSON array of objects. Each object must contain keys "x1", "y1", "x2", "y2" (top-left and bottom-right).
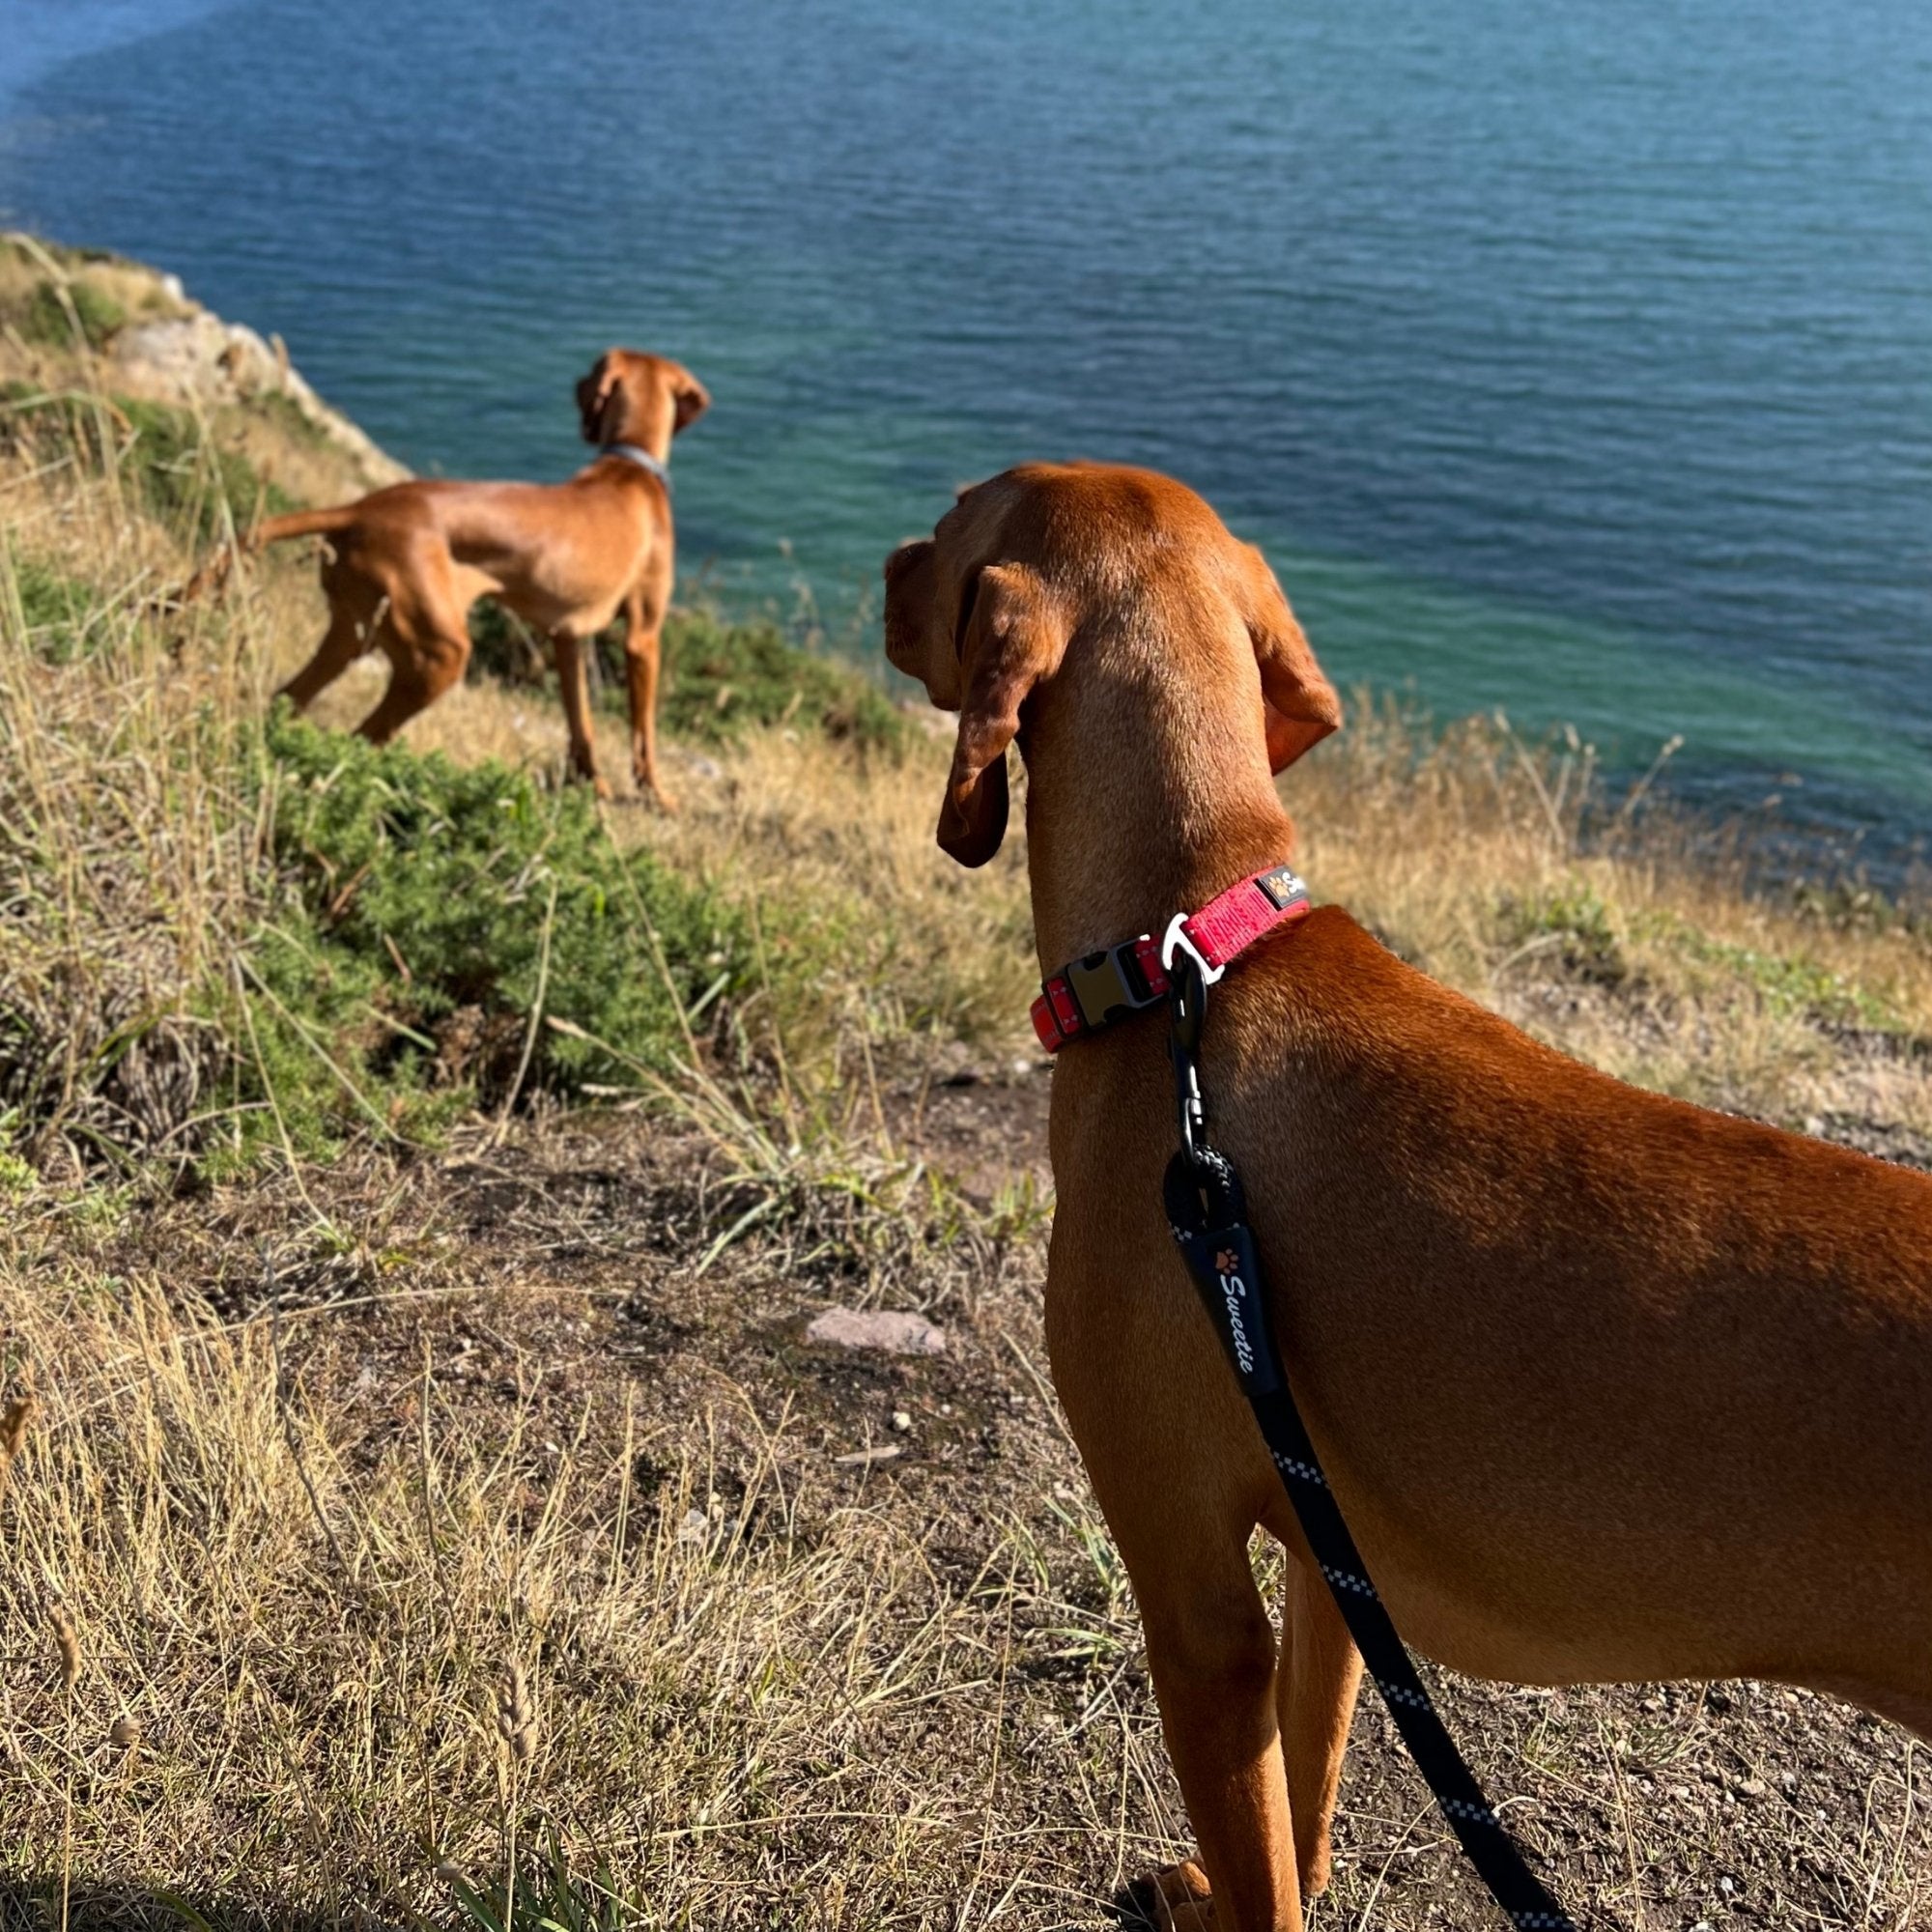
[
  {"x1": 0, "y1": 1224, "x2": 1161, "y2": 1929},
  {"x1": 1287, "y1": 698, "x2": 1932, "y2": 1129},
  {"x1": 0, "y1": 438, "x2": 281, "y2": 1173}
]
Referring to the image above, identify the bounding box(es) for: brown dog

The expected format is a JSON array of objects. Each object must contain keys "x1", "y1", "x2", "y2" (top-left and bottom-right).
[
  {"x1": 884, "y1": 463, "x2": 1932, "y2": 1931},
  {"x1": 255, "y1": 349, "x2": 706, "y2": 805}
]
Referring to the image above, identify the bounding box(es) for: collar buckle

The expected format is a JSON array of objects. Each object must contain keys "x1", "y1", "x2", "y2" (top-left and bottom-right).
[
  {"x1": 1032, "y1": 861, "x2": 1310, "y2": 1056},
  {"x1": 1065, "y1": 936, "x2": 1163, "y2": 1032}
]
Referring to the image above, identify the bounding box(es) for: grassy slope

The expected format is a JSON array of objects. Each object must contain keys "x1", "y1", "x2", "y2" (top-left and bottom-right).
[{"x1": 2, "y1": 242, "x2": 1929, "y2": 1930}]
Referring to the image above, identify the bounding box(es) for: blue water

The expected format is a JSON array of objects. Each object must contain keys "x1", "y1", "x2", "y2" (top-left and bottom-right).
[{"x1": 3, "y1": 0, "x2": 1929, "y2": 868}]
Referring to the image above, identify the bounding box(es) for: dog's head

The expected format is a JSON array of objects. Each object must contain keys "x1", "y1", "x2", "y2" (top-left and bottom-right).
[
  {"x1": 883, "y1": 463, "x2": 1339, "y2": 867},
  {"x1": 576, "y1": 350, "x2": 710, "y2": 451}
]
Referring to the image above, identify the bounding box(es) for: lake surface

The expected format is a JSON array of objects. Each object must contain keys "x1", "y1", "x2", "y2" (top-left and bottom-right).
[{"x1": 3, "y1": 0, "x2": 1928, "y2": 869}]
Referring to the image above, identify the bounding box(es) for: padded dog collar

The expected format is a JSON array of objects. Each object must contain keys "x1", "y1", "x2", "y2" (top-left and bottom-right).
[
  {"x1": 601, "y1": 441, "x2": 670, "y2": 490},
  {"x1": 1032, "y1": 863, "x2": 1311, "y2": 1054}
]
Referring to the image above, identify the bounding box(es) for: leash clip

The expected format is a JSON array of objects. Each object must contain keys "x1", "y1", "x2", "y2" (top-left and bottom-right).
[
  {"x1": 1167, "y1": 945, "x2": 1212, "y2": 1172},
  {"x1": 1160, "y1": 912, "x2": 1226, "y2": 992}
]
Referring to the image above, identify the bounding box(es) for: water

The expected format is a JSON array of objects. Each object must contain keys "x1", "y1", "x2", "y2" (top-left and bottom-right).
[{"x1": 3, "y1": 0, "x2": 1928, "y2": 868}]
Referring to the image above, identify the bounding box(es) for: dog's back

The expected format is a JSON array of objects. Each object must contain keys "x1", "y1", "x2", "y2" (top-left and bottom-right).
[{"x1": 1206, "y1": 906, "x2": 1932, "y2": 1718}]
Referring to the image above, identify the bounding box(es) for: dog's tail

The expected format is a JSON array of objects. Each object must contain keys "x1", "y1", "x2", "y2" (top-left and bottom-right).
[
  {"x1": 250, "y1": 504, "x2": 362, "y2": 549},
  {"x1": 167, "y1": 502, "x2": 360, "y2": 611}
]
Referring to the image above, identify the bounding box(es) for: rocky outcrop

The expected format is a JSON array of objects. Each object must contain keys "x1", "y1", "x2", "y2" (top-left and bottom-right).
[
  {"x1": 0, "y1": 231, "x2": 408, "y2": 491},
  {"x1": 107, "y1": 309, "x2": 408, "y2": 486}
]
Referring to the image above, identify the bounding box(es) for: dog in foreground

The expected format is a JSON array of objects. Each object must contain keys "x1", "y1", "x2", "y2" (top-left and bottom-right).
[
  {"x1": 884, "y1": 463, "x2": 1932, "y2": 1931},
  {"x1": 243, "y1": 349, "x2": 705, "y2": 807}
]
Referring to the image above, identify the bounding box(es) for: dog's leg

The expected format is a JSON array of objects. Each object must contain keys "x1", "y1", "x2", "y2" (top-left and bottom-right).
[
  {"x1": 277, "y1": 611, "x2": 367, "y2": 714},
  {"x1": 1274, "y1": 1553, "x2": 1362, "y2": 1897},
  {"x1": 1051, "y1": 1235, "x2": 1304, "y2": 1930},
  {"x1": 552, "y1": 633, "x2": 610, "y2": 799},
  {"x1": 355, "y1": 622, "x2": 469, "y2": 746},
  {"x1": 622, "y1": 585, "x2": 675, "y2": 811},
  {"x1": 1131, "y1": 1527, "x2": 1305, "y2": 1931}
]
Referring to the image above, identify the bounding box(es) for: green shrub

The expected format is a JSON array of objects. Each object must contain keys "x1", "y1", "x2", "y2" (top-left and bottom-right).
[
  {"x1": 1495, "y1": 883, "x2": 1627, "y2": 984},
  {"x1": 654, "y1": 608, "x2": 907, "y2": 754},
  {"x1": 467, "y1": 597, "x2": 549, "y2": 685},
  {"x1": 119, "y1": 396, "x2": 293, "y2": 541},
  {"x1": 213, "y1": 713, "x2": 753, "y2": 1164},
  {"x1": 467, "y1": 602, "x2": 910, "y2": 756},
  {"x1": 8, "y1": 555, "x2": 96, "y2": 663},
  {"x1": 19, "y1": 277, "x2": 126, "y2": 350}
]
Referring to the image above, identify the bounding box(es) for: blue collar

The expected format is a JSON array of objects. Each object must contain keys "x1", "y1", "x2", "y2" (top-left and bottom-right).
[{"x1": 600, "y1": 441, "x2": 670, "y2": 490}]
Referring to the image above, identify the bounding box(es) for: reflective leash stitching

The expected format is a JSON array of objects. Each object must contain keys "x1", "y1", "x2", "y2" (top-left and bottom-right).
[{"x1": 1161, "y1": 942, "x2": 1579, "y2": 1932}]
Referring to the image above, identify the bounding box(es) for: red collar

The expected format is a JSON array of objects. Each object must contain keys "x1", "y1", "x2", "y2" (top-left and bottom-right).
[{"x1": 1031, "y1": 863, "x2": 1312, "y2": 1054}]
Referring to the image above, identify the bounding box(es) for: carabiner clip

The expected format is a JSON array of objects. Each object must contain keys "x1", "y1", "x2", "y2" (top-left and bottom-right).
[
  {"x1": 1167, "y1": 947, "x2": 1211, "y2": 1169},
  {"x1": 1160, "y1": 912, "x2": 1226, "y2": 991}
]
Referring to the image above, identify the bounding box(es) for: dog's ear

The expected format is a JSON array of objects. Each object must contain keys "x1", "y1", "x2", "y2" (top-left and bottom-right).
[
  {"x1": 577, "y1": 355, "x2": 620, "y2": 444},
  {"x1": 1242, "y1": 546, "x2": 1340, "y2": 771},
  {"x1": 672, "y1": 371, "x2": 710, "y2": 435},
  {"x1": 938, "y1": 563, "x2": 1067, "y2": 867}
]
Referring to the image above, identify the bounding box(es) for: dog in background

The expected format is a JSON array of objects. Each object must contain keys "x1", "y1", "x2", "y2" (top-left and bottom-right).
[
  {"x1": 238, "y1": 349, "x2": 706, "y2": 806},
  {"x1": 884, "y1": 461, "x2": 1932, "y2": 1931}
]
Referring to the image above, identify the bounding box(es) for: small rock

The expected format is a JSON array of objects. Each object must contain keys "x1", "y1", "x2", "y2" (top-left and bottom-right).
[
  {"x1": 806, "y1": 1307, "x2": 946, "y2": 1356},
  {"x1": 891, "y1": 1409, "x2": 913, "y2": 1433},
  {"x1": 677, "y1": 1508, "x2": 710, "y2": 1545},
  {"x1": 109, "y1": 1715, "x2": 140, "y2": 1751}
]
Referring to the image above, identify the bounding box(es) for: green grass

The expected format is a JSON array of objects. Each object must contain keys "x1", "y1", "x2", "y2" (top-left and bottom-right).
[
  {"x1": 467, "y1": 603, "x2": 910, "y2": 758},
  {"x1": 120, "y1": 395, "x2": 294, "y2": 541},
  {"x1": 17, "y1": 276, "x2": 126, "y2": 350},
  {"x1": 1668, "y1": 926, "x2": 1898, "y2": 1030},
  {"x1": 1495, "y1": 876, "x2": 1898, "y2": 1028},
  {"x1": 654, "y1": 607, "x2": 908, "y2": 755},
  {"x1": 7, "y1": 554, "x2": 96, "y2": 663},
  {"x1": 208, "y1": 712, "x2": 760, "y2": 1169},
  {"x1": 440, "y1": 1833, "x2": 642, "y2": 1932},
  {"x1": 1495, "y1": 882, "x2": 1628, "y2": 984},
  {"x1": 0, "y1": 385, "x2": 292, "y2": 541}
]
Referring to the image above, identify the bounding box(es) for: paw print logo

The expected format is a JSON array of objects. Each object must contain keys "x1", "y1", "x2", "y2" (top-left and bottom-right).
[{"x1": 1215, "y1": 1249, "x2": 1239, "y2": 1276}]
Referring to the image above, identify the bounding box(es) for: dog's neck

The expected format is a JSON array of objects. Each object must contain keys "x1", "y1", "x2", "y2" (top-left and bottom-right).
[
  {"x1": 1019, "y1": 682, "x2": 1296, "y2": 974},
  {"x1": 600, "y1": 440, "x2": 670, "y2": 486}
]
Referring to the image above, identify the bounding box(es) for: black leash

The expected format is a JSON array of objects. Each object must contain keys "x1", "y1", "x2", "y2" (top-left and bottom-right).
[{"x1": 1161, "y1": 945, "x2": 1577, "y2": 1932}]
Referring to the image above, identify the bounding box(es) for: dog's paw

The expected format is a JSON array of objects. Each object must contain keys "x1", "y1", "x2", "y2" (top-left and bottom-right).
[
  {"x1": 642, "y1": 781, "x2": 679, "y2": 813},
  {"x1": 1149, "y1": 1861, "x2": 1215, "y2": 1930},
  {"x1": 1296, "y1": 1838, "x2": 1334, "y2": 1899}
]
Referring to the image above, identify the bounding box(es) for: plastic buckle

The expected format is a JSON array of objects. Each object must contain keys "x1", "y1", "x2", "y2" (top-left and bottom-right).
[{"x1": 1065, "y1": 937, "x2": 1161, "y2": 1031}]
